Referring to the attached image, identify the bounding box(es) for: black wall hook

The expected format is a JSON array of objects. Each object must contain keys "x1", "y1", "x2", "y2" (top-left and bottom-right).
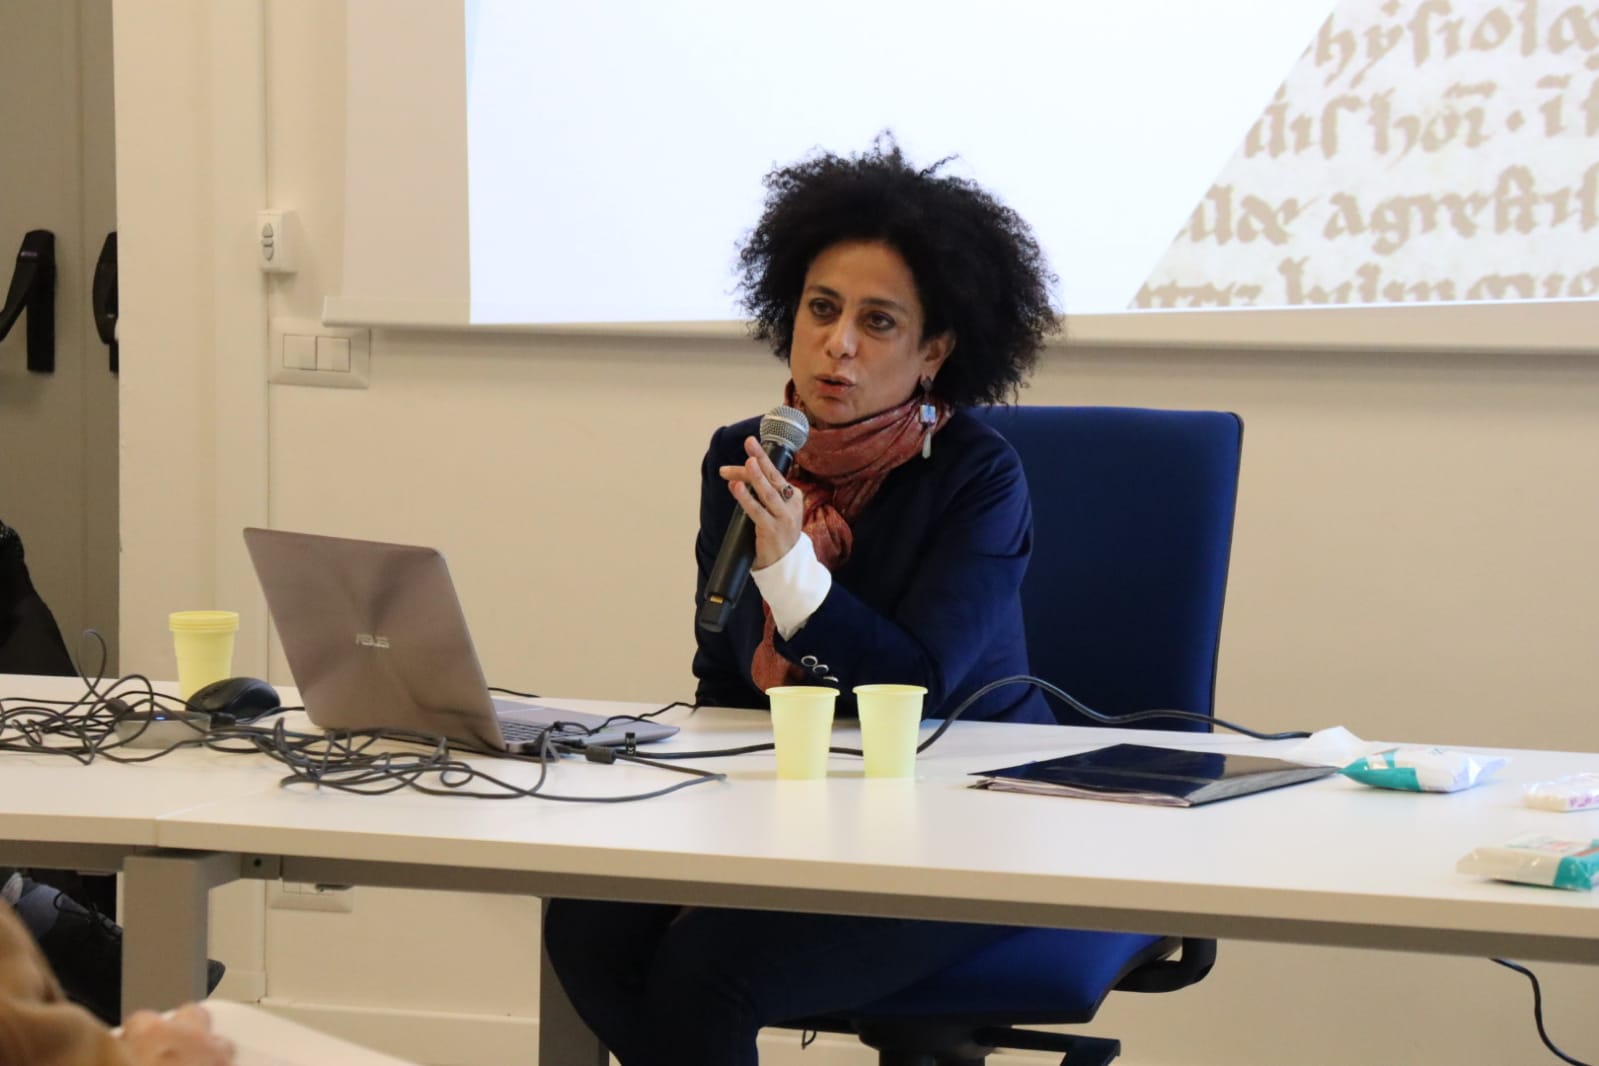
[
  {"x1": 0, "y1": 230, "x2": 56, "y2": 374},
  {"x1": 93, "y1": 232, "x2": 117, "y2": 373}
]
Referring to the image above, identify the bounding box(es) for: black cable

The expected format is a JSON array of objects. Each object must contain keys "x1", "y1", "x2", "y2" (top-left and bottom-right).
[
  {"x1": 1, "y1": 666, "x2": 725, "y2": 804},
  {"x1": 256, "y1": 723, "x2": 723, "y2": 802},
  {"x1": 641, "y1": 741, "x2": 778, "y2": 759},
  {"x1": 70, "y1": 628, "x2": 113, "y2": 706},
  {"x1": 591, "y1": 700, "x2": 697, "y2": 734},
  {"x1": 644, "y1": 674, "x2": 1311, "y2": 760},
  {"x1": 494, "y1": 700, "x2": 699, "y2": 747},
  {"x1": 1492, "y1": 959, "x2": 1593, "y2": 1066},
  {"x1": 259, "y1": 723, "x2": 723, "y2": 801},
  {"x1": 914, "y1": 674, "x2": 1312, "y2": 753}
]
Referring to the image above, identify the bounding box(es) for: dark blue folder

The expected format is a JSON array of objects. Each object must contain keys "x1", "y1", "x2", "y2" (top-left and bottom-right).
[{"x1": 971, "y1": 743, "x2": 1336, "y2": 806}]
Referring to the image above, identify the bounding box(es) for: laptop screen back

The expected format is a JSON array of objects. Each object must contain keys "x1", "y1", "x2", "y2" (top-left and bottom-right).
[{"x1": 243, "y1": 527, "x2": 509, "y2": 749}]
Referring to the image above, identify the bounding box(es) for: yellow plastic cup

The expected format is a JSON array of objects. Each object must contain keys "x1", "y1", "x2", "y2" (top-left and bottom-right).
[
  {"x1": 855, "y1": 684, "x2": 927, "y2": 779},
  {"x1": 766, "y1": 686, "x2": 838, "y2": 780},
  {"x1": 169, "y1": 610, "x2": 240, "y2": 700}
]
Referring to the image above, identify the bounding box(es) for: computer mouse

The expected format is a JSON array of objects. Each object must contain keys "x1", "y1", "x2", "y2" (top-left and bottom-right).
[{"x1": 187, "y1": 676, "x2": 282, "y2": 724}]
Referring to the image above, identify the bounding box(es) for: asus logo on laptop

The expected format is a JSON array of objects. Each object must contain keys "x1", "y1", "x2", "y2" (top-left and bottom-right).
[{"x1": 354, "y1": 633, "x2": 390, "y2": 649}]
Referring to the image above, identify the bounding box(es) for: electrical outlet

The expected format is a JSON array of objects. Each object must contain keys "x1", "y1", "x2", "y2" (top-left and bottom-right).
[{"x1": 267, "y1": 880, "x2": 354, "y2": 913}]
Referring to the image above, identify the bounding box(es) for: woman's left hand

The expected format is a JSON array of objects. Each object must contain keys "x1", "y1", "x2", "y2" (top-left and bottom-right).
[{"x1": 719, "y1": 435, "x2": 804, "y2": 569}]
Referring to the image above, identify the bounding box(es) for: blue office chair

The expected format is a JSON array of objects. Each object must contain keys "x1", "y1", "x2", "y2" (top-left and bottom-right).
[{"x1": 786, "y1": 405, "x2": 1244, "y2": 1066}]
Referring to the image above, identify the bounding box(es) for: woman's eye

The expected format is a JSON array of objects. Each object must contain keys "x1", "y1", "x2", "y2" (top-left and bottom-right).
[
  {"x1": 866, "y1": 312, "x2": 895, "y2": 331},
  {"x1": 808, "y1": 298, "x2": 836, "y2": 318}
]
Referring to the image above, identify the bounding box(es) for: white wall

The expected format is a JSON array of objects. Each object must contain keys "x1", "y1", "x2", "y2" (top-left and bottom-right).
[{"x1": 113, "y1": 2, "x2": 1599, "y2": 1064}]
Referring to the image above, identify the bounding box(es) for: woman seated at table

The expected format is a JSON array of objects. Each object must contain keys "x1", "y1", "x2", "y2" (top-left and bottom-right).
[{"x1": 544, "y1": 136, "x2": 1060, "y2": 1066}]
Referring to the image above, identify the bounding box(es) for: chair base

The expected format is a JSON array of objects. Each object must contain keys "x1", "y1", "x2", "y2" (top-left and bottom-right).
[
  {"x1": 849, "y1": 1020, "x2": 1120, "y2": 1066},
  {"x1": 867, "y1": 1040, "x2": 1120, "y2": 1066},
  {"x1": 988, "y1": 1030, "x2": 1119, "y2": 1066},
  {"x1": 870, "y1": 1047, "x2": 1119, "y2": 1066}
]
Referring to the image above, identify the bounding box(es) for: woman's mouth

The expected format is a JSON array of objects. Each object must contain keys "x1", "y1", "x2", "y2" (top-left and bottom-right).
[{"x1": 813, "y1": 375, "x2": 853, "y2": 397}]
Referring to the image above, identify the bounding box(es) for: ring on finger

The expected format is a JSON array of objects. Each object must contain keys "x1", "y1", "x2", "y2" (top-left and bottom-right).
[{"x1": 779, "y1": 484, "x2": 795, "y2": 502}]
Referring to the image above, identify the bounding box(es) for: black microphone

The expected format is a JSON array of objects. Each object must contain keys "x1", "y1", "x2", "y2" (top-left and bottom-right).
[{"x1": 697, "y1": 405, "x2": 810, "y2": 633}]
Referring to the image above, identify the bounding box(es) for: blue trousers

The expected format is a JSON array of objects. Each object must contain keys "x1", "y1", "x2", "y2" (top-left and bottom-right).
[{"x1": 543, "y1": 899, "x2": 1016, "y2": 1066}]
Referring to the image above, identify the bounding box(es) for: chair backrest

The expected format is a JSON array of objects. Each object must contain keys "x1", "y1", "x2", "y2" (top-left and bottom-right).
[{"x1": 970, "y1": 406, "x2": 1243, "y2": 731}]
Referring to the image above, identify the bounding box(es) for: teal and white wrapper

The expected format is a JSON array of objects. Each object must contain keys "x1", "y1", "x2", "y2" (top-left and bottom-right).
[
  {"x1": 1458, "y1": 835, "x2": 1599, "y2": 891},
  {"x1": 1339, "y1": 747, "x2": 1507, "y2": 793}
]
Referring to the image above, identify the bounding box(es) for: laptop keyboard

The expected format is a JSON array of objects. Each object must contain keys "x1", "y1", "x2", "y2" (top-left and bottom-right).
[{"x1": 497, "y1": 720, "x2": 549, "y2": 744}]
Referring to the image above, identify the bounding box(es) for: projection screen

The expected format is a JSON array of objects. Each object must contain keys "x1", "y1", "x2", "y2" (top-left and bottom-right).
[{"x1": 328, "y1": 0, "x2": 1599, "y2": 352}]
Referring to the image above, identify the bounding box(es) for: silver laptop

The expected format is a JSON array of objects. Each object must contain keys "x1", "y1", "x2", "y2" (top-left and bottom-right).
[{"x1": 242, "y1": 527, "x2": 678, "y2": 752}]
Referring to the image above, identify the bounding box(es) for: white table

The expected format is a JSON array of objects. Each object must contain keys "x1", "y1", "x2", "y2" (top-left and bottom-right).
[
  {"x1": 0, "y1": 676, "x2": 296, "y2": 1008},
  {"x1": 3, "y1": 674, "x2": 1598, "y2": 1066}
]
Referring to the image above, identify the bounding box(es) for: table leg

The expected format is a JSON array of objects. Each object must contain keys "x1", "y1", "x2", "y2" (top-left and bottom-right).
[
  {"x1": 538, "y1": 899, "x2": 608, "y2": 1066},
  {"x1": 120, "y1": 851, "x2": 242, "y2": 1019}
]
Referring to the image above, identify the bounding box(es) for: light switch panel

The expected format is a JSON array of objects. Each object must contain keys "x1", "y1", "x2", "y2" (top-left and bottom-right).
[
  {"x1": 269, "y1": 318, "x2": 370, "y2": 388},
  {"x1": 315, "y1": 336, "x2": 351, "y2": 372},
  {"x1": 282, "y1": 333, "x2": 317, "y2": 370}
]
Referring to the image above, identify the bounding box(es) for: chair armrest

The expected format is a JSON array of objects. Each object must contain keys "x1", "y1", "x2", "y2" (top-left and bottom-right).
[{"x1": 1115, "y1": 937, "x2": 1216, "y2": 994}]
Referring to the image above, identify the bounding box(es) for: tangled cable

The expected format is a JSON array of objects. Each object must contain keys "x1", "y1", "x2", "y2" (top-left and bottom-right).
[{"x1": 0, "y1": 632, "x2": 721, "y2": 803}]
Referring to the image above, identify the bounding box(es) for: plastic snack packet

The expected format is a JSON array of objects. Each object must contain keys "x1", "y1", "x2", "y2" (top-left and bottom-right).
[
  {"x1": 1457, "y1": 835, "x2": 1599, "y2": 891},
  {"x1": 1523, "y1": 773, "x2": 1599, "y2": 812},
  {"x1": 1338, "y1": 747, "x2": 1507, "y2": 792}
]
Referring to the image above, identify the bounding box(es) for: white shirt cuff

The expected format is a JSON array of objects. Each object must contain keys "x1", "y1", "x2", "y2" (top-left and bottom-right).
[{"x1": 750, "y1": 534, "x2": 832, "y2": 640}]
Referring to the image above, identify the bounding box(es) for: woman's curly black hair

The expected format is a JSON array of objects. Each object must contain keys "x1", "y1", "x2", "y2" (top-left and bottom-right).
[{"x1": 735, "y1": 135, "x2": 1059, "y2": 408}]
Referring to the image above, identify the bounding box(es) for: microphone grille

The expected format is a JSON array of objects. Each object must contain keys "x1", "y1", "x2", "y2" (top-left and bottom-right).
[{"x1": 760, "y1": 405, "x2": 809, "y2": 452}]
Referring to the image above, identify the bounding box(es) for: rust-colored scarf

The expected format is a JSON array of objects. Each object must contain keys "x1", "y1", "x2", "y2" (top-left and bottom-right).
[{"x1": 749, "y1": 382, "x2": 950, "y2": 691}]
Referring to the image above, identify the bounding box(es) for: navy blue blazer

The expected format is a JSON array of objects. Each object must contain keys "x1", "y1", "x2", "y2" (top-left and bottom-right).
[{"x1": 692, "y1": 409, "x2": 1052, "y2": 724}]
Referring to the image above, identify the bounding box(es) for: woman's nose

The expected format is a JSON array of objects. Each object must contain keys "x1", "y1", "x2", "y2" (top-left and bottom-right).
[{"x1": 826, "y1": 318, "x2": 858, "y2": 359}]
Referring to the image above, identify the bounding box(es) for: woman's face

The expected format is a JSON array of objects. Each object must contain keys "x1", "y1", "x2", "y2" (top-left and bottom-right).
[{"x1": 788, "y1": 240, "x2": 953, "y2": 428}]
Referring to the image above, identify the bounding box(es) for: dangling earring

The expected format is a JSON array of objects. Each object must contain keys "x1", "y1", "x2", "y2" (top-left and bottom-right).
[{"x1": 918, "y1": 376, "x2": 937, "y2": 459}]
